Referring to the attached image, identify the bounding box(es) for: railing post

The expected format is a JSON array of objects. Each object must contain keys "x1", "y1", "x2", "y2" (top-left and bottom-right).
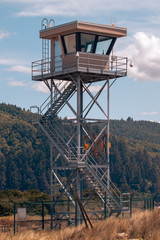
[{"x1": 76, "y1": 52, "x2": 79, "y2": 70}]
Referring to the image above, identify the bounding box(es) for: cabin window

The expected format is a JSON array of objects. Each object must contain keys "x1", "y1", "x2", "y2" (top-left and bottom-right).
[
  {"x1": 80, "y1": 33, "x2": 96, "y2": 53},
  {"x1": 63, "y1": 33, "x2": 76, "y2": 54},
  {"x1": 62, "y1": 33, "x2": 116, "y2": 55},
  {"x1": 95, "y1": 36, "x2": 113, "y2": 55}
]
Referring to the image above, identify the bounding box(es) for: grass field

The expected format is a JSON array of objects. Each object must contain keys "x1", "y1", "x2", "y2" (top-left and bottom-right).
[{"x1": 0, "y1": 209, "x2": 160, "y2": 239}]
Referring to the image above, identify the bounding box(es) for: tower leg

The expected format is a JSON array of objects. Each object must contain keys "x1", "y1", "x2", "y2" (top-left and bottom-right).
[
  {"x1": 107, "y1": 78, "x2": 110, "y2": 190},
  {"x1": 76, "y1": 73, "x2": 83, "y2": 225}
]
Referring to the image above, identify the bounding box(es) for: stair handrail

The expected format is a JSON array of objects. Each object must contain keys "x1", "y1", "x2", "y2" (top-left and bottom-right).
[
  {"x1": 39, "y1": 80, "x2": 72, "y2": 117},
  {"x1": 54, "y1": 119, "x2": 77, "y2": 149},
  {"x1": 41, "y1": 81, "x2": 76, "y2": 119},
  {"x1": 88, "y1": 152, "x2": 121, "y2": 196},
  {"x1": 84, "y1": 152, "x2": 121, "y2": 200},
  {"x1": 85, "y1": 159, "x2": 121, "y2": 208},
  {"x1": 41, "y1": 117, "x2": 70, "y2": 154},
  {"x1": 88, "y1": 158, "x2": 121, "y2": 200},
  {"x1": 40, "y1": 116, "x2": 76, "y2": 160},
  {"x1": 39, "y1": 95, "x2": 51, "y2": 115}
]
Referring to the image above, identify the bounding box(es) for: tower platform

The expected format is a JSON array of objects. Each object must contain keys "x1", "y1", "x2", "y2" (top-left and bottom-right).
[{"x1": 32, "y1": 52, "x2": 127, "y2": 82}]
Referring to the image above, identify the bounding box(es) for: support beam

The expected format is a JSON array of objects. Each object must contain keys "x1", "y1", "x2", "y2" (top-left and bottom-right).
[
  {"x1": 76, "y1": 73, "x2": 83, "y2": 224},
  {"x1": 107, "y1": 78, "x2": 110, "y2": 190}
]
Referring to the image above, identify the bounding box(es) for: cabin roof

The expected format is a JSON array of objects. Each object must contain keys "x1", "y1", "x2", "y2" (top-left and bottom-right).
[{"x1": 40, "y1": 20, "x2": 127, "y2": 39}]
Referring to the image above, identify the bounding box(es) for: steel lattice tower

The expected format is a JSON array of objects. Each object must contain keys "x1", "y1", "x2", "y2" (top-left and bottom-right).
[{"x1": 31, "y1": 19, "x2": 129, "y2": 226}]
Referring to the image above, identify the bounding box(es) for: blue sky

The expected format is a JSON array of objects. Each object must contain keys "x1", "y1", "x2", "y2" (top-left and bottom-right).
[{"x1": 1, "y1": 0, "x2": 160, "y2": 121}]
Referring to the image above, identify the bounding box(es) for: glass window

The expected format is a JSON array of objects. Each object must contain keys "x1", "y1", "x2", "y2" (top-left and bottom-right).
[
  {"x1": 62, "y1": 33, "x2": 115, "y2": 55},
  {"x1": 95, "y1": 36, "x2": 112, "y2": 55},
  {"x1": 54, "y1": 40, "x2": 62, "y2": 57},
  {"x1": 54, "y1": 41, "x2": 62, "y2": 71},
  {"x1": 80, "y1": 33, "x2": 96, "y2": 53},
  {"x1": 63, "y1": 34, "x2": 76, "y2": 54}
]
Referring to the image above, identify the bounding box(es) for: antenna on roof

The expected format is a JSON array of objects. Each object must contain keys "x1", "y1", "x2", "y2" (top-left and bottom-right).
[{"x1": 111, "y1": 18, "x2": 116, "y2": 26}]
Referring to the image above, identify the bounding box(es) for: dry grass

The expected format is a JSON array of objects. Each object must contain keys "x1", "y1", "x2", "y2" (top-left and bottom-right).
[{"x1": 1, "y1": 209, "x2": 160, "y2": 240}]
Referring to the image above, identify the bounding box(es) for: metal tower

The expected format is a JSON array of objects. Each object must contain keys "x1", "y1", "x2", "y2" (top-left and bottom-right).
[{"x1": 31, "y1": 20, "x2": 129, "y2": 225}]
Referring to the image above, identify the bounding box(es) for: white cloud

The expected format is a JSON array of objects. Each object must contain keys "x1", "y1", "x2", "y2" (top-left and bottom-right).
[
  {"x1": 0, "y1": 30, "x2": 16, "y2": 40},
  {"x1": 32, "y1": 82, "x2": 49, "y2": 93},
  {"x1": 8, "y1": 81, "x2": 27, "y2": 87},
  {"x1": 118, "y1": 32, "x2": 160, "y2": 82},
  {"x1": 142, "y1": 111, "x2": 158, "y2": 116},
  {"x1": 88, "y1": 85, "x2": 104, "y2": 93},
  {"x1": 0, "y1": 32, "x2": 9, "y2": 40},
  {"x1": 8, "y1": 65, "x2": 31, "y2": 74},
  {"x1": 1, "y1": 0, "x2": 160, "y2": 17}
]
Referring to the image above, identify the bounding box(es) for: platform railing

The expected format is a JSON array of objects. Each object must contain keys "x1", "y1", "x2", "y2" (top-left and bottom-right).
[{"x1": 32, "y1": 52, "x2": 127, "y2": 79}]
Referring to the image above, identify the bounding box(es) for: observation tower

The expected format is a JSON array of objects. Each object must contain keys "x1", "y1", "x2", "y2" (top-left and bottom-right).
[{"x1": 31, "y1": 19, "x2": 129, "y2": 226}]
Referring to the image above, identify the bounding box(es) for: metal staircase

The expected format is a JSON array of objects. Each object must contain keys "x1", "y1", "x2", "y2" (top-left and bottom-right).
[
  {"x1": 38, "y1": 81, "x2": 76, "y2": 117},
  {"x1": 37, "y1": 119, "x2": 73, "y2": 162},
  {"x1": 31, "y1": 78, "x2": 128, "y2": 216},
  {"x1": 42, "y1": 81, "x2": 76, "y2": 119},
  {"x1": 80, "y1": 153, "x2": 122, "y2": 215},
  {"x1": 33, "y1": 80, "x2": 77, "y2": 163}
]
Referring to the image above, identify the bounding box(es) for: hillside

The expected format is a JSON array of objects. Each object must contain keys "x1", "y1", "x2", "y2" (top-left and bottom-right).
[
  {"x1": 0, "y1": 103, "x2": 160, "y2": 194},
  {"x1": 111, "y1": 118, "x2": 160, "y2": 144},
  {"x1": 110, "y1": 118, "x2": 160, "y2": 157},
  {"x1": 0, "y1": 103, "x2": 50, "y2": 192}
]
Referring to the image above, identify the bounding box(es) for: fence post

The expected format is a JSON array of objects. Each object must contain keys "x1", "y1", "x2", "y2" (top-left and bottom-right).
[
  {"x1": 147, "y1": 199, "x2": 150, "y2": 210},
  {"x1": 14, "y1": 202, "x2": 16, "y2": 234},
  {"x1": 104, "y1": 193, "x2": 107, "y2": 219},
  {"x1": 42, "y1": 201, "x2": 44, "y2": 230},
  {"x1": 150, "y1": 198, "x2": 152, "y2": 210},
  {"x1": 50, "y1": 201, "x2": 53, "y2": 230},
  {"x1": 75, "y1": 199, "x2": 77, "y2": 226},
  {"x1": 130, "y1": 197, "x2": 132, "y2": 217},
  {"x1": 68, "y1": 197, "x2": 70, "y2": 226},
  {"x1": 144, "y1": 199, "x2": 147, "y2": 210}
]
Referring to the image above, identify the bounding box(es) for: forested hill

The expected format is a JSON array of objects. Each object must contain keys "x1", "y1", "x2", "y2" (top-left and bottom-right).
[
  {"x1": 110, "y1": 118, "x2": 160, "y2": 145},
  {"x1": 0, "y1": 103, "x2": 160, "y2": 195},
  {"x1": 0, "y1": 103, "x2": 50, "y2": 192}
]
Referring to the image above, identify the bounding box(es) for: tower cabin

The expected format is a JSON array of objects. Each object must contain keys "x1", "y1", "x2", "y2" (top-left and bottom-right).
[{"x1": 32, "y1": 20, "x2": 127, "y2": 83}]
